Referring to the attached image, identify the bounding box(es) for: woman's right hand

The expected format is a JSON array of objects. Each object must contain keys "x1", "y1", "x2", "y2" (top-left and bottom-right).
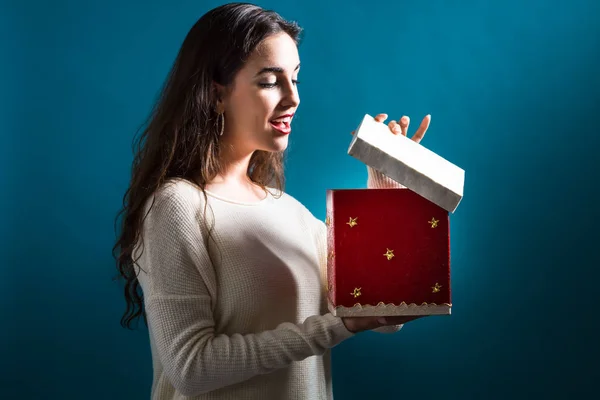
[{"x1": 342, "y1": 315, "x2": 423, "y2": 333}]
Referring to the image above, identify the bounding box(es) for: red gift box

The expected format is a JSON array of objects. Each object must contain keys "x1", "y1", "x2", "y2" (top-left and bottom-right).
[
  {"x1": 326, "y1": 114, "x2": 464, "y2": 317},
  {"x1": 326, "y1": 188, "x2": 451, "y2": 317}
]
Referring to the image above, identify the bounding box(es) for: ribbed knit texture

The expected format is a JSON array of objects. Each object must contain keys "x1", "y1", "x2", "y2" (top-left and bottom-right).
[{"x1": 134, "y1": 167, "x2": 404, "y2": 399}]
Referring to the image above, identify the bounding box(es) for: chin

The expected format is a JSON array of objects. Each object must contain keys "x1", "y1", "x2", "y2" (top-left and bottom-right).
[
  {"x1": 265, "y1": 143, "x2": 288, "y2": 153},
  {"x1": 260, "y1": 137, "x2": 289, "y2": 153}
]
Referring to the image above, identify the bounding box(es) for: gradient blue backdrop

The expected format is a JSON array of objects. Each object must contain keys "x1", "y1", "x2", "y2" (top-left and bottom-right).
[{"x1": 2, "y1": 0, "x2": 598, "y2": 398}]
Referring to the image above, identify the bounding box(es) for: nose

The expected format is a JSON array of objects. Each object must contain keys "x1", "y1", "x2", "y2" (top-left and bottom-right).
[{"x1": 281, "y1": 79, "x2": 300, "y2": 108}]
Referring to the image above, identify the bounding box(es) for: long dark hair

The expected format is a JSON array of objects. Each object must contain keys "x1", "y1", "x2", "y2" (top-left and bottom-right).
[{"x1": 112, "y1": 3, "x2": 303, "y2": 329}]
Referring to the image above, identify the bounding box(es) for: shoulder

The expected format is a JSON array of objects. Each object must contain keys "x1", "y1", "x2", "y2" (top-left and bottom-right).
[
  {"x1": 270, "y1": 188, "x2": 311, "y2": 213},
  {"x1": 147, "y1": 178, "x2": 206, "y2": 220},
  {"x1": 270, "y1": 188, "x2": 322, "y2": 228}
]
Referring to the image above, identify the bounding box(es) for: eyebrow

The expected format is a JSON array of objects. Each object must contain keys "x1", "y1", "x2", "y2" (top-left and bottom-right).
[{"x1": 255, "y1": 63, "x2": 300, "y2": 77}]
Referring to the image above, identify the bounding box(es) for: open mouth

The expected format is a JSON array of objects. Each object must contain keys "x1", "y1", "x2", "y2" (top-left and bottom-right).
[{"x1": 269, "y1": 115, "x2": 293, "y2": 133}]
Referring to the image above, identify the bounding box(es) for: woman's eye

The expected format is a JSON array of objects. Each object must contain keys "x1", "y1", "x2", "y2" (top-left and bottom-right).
[{"x1": 259, "y1": 80, "x2": 300, "y2": 89}]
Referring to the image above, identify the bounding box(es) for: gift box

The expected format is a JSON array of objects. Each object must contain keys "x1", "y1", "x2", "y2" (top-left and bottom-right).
[{"x1": 326, "y1": 114, "x2": 465, "y2": 317}]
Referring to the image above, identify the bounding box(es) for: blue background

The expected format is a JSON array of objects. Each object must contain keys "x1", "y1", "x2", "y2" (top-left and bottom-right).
[{"x1": 2, "y1": 0, "x2": 598, "y2": 398}]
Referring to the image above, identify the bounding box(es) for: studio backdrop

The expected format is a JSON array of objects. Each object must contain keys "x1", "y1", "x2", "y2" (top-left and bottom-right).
[{"x1": 1, "y1": 0, "x2": 598, "y2": 399}]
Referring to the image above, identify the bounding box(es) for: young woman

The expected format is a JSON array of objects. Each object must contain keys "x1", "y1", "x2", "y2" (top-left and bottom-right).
[{"x1": 113, "y1": 3, "x2": 431, "y2": 399}]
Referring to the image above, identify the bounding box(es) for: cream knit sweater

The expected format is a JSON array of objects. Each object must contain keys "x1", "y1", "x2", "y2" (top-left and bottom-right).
[{"x1": 134, "y1": 167, "x2": 404, "y2": 399}]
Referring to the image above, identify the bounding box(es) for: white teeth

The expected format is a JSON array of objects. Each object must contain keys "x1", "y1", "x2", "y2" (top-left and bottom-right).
[{"x1": 272, "y1": 117, "x2": 291, "y2": 123}]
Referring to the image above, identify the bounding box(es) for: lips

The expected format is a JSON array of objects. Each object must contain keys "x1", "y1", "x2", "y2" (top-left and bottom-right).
[
  {"x1": 270, "y1": 113, "x2": 294, "y2": 123},
  {"x1": 270, "y1": 113, "x2": 294, "y2": 134}
]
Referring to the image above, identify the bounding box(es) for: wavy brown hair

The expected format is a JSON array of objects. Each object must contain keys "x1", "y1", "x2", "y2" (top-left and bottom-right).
[{"x1": 112, "y1": 3, "x2": 303, "y2": 329}]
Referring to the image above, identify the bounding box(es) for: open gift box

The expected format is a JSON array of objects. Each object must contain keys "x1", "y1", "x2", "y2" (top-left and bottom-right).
[{"x1": 326, "y1": 114, "x2": 465, "y2": 317}]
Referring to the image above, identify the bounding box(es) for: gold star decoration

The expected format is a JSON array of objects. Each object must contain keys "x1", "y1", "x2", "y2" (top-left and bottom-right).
[
  {"x1": 383, "y1": 248, "x2": 395, "y2": 260},
  {"x1": 328, "y1": 251, "x2": 335, "y2": 260},
  {"x1": 325, "y1": 216, "x2": 331, "y2": 226},
  {"x1": 351, "y1": 287, "x2": 362, "y2": 298},
  {"x1": 428, "y1": 217, "x2": 439, "y2": 228},
  {"x1": 432, "y1": 283, "x2": 442, "y2": 293},
  {"x1": 346, "y1": 217, "x2": 358, "y2": 228}
]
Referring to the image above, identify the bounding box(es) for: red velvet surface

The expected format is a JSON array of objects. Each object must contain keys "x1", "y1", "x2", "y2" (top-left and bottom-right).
[{"x1": 326, "y1": 189, "x2": 451, "y2": 308}]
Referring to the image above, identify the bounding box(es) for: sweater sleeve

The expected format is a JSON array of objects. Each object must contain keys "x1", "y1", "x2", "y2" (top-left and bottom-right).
[{"x1": 136, "y1": 187, "x2": 355, "y2": 397}]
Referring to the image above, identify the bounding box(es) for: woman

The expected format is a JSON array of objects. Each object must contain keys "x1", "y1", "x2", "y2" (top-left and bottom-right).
[{"x1": 113, "y1": 2, "x2": 431, "y2": 399}]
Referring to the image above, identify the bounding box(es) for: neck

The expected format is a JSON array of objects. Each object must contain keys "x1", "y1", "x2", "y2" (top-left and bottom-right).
[{"x1": 213, "y1": 141, "x2": 255, "y2": 186}]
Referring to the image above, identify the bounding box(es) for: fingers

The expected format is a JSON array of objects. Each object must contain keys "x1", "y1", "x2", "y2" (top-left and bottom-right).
[
  {"x1": 378, "y1": 113, "x2": 410, "y2": 137},
  {"x1": 354, "y1": 113, "x2": 431, "y2": 142},
  {"x1": 374, "y1": 113, "x2": 403, "y2": 136},
  {"x1": 342, "y1": 317, "x2": 378, "y2": 333},
  {"x1": 376, "y1": 113, "x2": 403, "y2": 136},
  {"x1": 343, "y1": 316, "x2": 393, "y2": 333},
  {"x1": 374, "y1": 113, "x2": 388, "y2": 123},
  {"x1": 399, "y1": 116, "x2": 409, "y2": 136},
  {"x1": 411, "y1": 114, "x2": 431, "y2": 143},
  {"x1": 388, "y1": 120, "x2": 401, "y2": 135},
  {"x1": 343, "y1": 314, "x2": 425, "y2": 333},
  {"x1": 381, "y1": 315, "x2": 423, "y2": 325},
  {"x1": 387, "y1": 115, "x2": 409, "y2": 136},
  {"x1": 352, "y1": 113, "x2": 387, "y2": 135}
]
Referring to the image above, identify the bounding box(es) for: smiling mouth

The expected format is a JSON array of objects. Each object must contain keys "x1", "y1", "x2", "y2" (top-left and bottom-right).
[{"x1": 269, "y1": 116, "x2": 292, "y2": 134}]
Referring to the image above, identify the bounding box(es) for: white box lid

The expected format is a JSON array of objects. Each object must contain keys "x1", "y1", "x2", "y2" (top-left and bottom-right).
[{"x1": 348, "y1": 114, "x2": 465, "y2": 213}]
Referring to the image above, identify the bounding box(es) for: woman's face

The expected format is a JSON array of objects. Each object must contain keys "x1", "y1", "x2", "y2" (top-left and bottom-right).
[{"x1": 219, "y1": 32, "x2": 300, "y2": 155}]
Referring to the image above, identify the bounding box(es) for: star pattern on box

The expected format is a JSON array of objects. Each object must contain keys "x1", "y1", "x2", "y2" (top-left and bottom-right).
[
  {"x1": 326, "y1": 188, "x2": 453, "y2": 316},
  {"x1": 383, "y1": 248, "x2": 395, "y2": 260}
]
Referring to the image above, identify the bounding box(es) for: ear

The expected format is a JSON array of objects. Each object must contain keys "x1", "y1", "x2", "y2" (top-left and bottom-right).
[{"x1": 212, "y1": 82, "x2": 226, "y2": 113}]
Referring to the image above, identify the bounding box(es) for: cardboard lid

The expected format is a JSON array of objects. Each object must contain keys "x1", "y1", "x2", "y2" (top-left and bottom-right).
[{"x1": 348, "y1": 114, "x2": 465, "y2": 213}]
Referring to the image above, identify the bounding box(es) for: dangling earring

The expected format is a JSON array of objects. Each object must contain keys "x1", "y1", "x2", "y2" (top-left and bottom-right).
[{"x1": 218, "y1": 112, "x2": 225, "y2": 136}]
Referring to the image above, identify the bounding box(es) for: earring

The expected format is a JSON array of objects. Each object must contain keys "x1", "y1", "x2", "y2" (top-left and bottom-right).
[{"x1": 218, "y1": 112, "x2": 225, "y2": 136}]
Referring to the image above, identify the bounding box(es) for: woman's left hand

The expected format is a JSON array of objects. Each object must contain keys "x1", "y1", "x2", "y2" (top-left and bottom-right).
[{"x1": 352, "y1": 113, "x2": 431, "y2": 144}]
